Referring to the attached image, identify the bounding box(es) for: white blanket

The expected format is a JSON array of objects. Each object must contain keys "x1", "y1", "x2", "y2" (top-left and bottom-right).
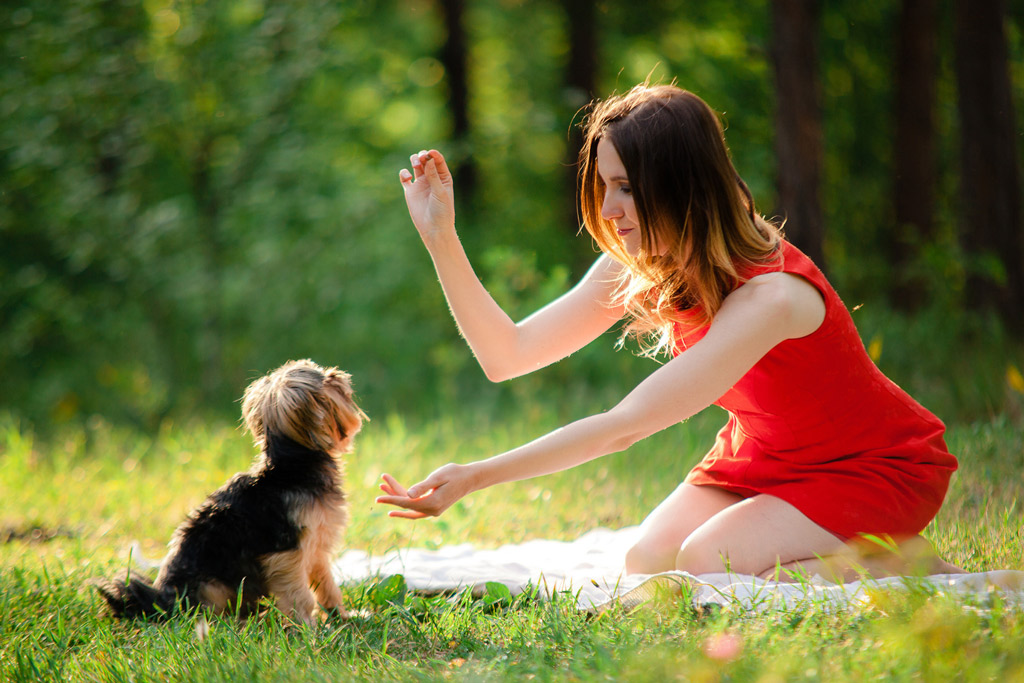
[{"x1": 335, "y1": 526, "x2": 1024, "y2": 612}]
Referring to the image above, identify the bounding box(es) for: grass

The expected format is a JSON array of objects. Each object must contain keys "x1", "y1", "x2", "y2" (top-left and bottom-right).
[{"x1": 1, "y1": 392, "x2": 1023, "y2": 681}]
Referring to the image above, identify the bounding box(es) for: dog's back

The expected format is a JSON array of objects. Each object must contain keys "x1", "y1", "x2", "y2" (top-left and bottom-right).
[{"x1": 155, "y1": 470, "x2": 303, "y2": 610}]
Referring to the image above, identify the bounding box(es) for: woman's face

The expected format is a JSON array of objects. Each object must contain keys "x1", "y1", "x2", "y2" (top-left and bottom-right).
[{"x1": 596, "y1": 138, "x2": 643, "y2": 256}]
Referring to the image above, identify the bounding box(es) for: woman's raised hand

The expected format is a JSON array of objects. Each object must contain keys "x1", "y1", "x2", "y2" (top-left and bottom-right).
[
  {"x1": 376, "y1": 464, "x2": 476, "y2": 519},
  {"x1": 399, "y1": 149, "x2": 455, "y2": 244}
]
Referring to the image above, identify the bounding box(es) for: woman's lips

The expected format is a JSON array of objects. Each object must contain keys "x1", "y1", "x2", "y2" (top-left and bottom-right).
[{"x1": 617, "y1": 228, "x2": 633, "y2": 236}]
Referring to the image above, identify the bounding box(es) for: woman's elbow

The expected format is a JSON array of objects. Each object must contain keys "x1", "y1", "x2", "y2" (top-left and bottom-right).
[
  {"x1": 608, "y1": 429, "x2": 644, "y2": 453},
  {"x1": 479, "y1": 360, "x2": 521, "y2": 383},
  {"x1": 602, "y1": 410, "x2": 650, "y2": 453},
  {"x1": 477, "y1": 351, "x2": 536, "y2": 382},
  {"x1": 482, "y1": 367, "x2": 512, "y2": 383}
]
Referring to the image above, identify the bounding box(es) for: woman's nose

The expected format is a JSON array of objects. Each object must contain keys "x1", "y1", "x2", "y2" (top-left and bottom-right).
[{"x1": 601, "y1": 193, "x2": 621, "y2": 221}]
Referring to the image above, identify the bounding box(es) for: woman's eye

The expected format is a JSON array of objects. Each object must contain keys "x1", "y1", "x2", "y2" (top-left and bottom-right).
[{"x1": 621, "y1": 186, "x2": 632, "y2": 195}]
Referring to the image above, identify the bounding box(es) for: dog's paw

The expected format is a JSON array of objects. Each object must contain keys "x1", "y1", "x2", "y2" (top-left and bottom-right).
[{"x1": 321, "y1": 605, "x2": 351, "y2": 622}]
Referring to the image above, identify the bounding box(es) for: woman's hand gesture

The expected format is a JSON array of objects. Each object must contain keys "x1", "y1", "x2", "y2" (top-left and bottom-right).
[
  {"x1": 399, "y1": 149, "x2": 455, "y2": 244},
  {"x1": 376, "y1": 464, "x2": 476, "y2": 519}
]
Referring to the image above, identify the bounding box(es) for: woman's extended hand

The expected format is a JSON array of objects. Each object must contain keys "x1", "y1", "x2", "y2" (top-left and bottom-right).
[
  {"x1": 399, "y1": 149, "x2": 455, "y2": 244},
  {"x1": 376, "y1": 465, "x2": 476, "y2": 519}
]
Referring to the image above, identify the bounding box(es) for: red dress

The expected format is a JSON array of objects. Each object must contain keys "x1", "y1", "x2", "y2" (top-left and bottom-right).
[{"x1": 678, "y1": 241, "x2": 957, "y2": 541}]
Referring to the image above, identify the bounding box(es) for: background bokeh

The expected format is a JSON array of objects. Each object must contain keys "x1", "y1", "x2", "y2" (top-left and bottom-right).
[{"x1": 2, "y1": 0, "x2": 1022, "y2": 432}]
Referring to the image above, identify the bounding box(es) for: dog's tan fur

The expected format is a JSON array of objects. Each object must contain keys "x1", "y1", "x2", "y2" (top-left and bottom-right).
[
  {"x1": 260, "y1": 490, "x2": 351, "y2": 624},
  {"x1": 239, "y1": 359, "x2": 363, "y2": 625},
  {"x1": 93, "y1": 359, "x2": 365, "y2": 626}
]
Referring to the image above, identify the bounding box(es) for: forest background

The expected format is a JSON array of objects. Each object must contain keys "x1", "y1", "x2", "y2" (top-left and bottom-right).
[{"x1": 2, "y1": 0, "x2": 1023, "y2": 435}]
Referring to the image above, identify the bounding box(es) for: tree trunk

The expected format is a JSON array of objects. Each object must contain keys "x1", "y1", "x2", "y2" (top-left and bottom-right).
[
  {"x1": 890, "y1": 0, "x2": 939, "y2": 310},
  {"x1": 438, "y1": 0, "x2": 476, "y2": 205},
  {"x1": 771, "y1": 0, "x2": 826, "y2": 271},
  {"x1": 560, "y1": 0, "x2": 598, "y2": 271},
  {"x1": 953, "y1": 0, "x2": 1023, "y2": 331}
]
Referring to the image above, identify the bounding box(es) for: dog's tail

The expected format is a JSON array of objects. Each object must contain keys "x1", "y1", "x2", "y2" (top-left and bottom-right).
[{"x1": 92, "y1": 572, "x2": 175, "y2": 619}]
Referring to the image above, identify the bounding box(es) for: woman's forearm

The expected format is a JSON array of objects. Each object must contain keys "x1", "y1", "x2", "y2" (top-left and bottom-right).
[
  {"x1": 376, "y1": 407, "x2": 648, "y2": 519},
  {"x1": 468, "y1": 409, "x2": 644, "y2": 492},
  {"x1": 423, "y1": 230, "x2": 523, "y2": 381},
  {"x1": 401, "y1": 149, "x2": 524, "y2": 381},
  {"x1": 401, "y1": 151, "x2": 621, "y2": 383},
  {"x1": 425, "y1": 233, "x2": 625, "y2": 383}
]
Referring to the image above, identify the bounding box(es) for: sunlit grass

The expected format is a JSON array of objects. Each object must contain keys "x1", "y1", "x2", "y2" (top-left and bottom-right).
[
  {"x1": 1, "y1": 405, "x2": 1023, "y2": 681},
  {"x1": 0, "y1": 404, "x2": 723, "y2": 568}
]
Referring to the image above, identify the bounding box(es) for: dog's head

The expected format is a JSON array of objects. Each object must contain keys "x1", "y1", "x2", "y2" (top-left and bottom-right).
[{"x1": 241, "y1": 359, "x2": 367, "y2": 455}]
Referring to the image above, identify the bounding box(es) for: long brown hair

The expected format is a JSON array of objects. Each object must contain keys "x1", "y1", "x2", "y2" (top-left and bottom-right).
[{"x1": 578, "y1": 83, "x2": 782, "y2": 356}]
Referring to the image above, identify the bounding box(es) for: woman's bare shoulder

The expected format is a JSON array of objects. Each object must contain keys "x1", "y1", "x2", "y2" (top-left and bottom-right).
[{"x1": 724, "y1": 272, "x2": 825, "y2": 339}]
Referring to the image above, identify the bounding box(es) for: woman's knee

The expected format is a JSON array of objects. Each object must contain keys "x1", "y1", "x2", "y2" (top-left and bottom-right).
[
  {"x1": 624, "y1": 539, "x2": 676, "y2": 575},
  {"x1": 674, "y1": 537, "x2": 731, "y2": 575}
]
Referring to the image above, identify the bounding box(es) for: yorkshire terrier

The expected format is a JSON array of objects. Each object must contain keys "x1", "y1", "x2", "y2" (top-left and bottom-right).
[{"x1": 93, "y1": 359, "x2": 366, "y2": 626}]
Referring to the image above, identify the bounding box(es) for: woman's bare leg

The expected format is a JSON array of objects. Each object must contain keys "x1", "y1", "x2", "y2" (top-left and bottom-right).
[
  {"x1": 630, "y1": 489, "x2": 963, "y2": 582},
  {"x1": 766, "y1": 535, "x2": 966, "y2": 583},
  {"x1": 625, "y1": 484, "x2": 744, "y2": 575},
  {"x1": 674, "y1": 494, "x2": 849, "y2": 576}
]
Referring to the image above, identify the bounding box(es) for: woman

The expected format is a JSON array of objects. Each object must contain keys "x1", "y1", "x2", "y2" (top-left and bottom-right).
[{"x1": 377, "y1": 84, "x2": 961, "y2": 580}]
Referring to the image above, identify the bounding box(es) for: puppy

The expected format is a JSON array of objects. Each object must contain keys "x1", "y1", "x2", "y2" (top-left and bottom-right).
[{"x1": 93, "y1": 359, "x2": 366, "y2": 625}]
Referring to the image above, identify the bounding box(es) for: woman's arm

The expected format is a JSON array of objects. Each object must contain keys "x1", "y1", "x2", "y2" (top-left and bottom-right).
[
  {"x1": 377, "y1": 271, "x2": 825, "y2": 518},
  {"x1": 400, "y1": 150, "x2": 625, "y2": 382}
]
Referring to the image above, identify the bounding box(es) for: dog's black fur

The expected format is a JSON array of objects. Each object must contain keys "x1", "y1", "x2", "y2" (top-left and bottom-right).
[{"x1": 93, "y1": 432, "x2": 345, "y2": 620}]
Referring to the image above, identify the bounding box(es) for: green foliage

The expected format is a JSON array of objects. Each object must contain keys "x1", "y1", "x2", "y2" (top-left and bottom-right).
[
  {"x1": 2, "y1": 0, "x2": 1023, "y2": 431},
  {"x1": 1, "y1": 0, "x2": 460, "y2": 428},
  {"x1": 852, "y1": 303, "x2": 1024, "y2": 424}
]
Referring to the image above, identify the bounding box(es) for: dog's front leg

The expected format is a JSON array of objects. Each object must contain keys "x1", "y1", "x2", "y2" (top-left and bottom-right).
[
  {"x1": 263, "y1": 550, "x2": 317, "y2": 626},
  {"x1": 310, "y1": 555, "x2": 347, "y2": 618}
]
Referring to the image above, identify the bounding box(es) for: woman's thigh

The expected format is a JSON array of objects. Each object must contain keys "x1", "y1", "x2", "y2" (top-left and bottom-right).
[
  {"x1": 676, "y1": 494, "x2": 847, "y2": 576},
  {"x1": 625, "y1": 484, "x2": 744, "y2": 574}
]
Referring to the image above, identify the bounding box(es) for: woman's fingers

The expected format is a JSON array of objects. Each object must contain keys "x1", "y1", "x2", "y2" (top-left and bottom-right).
[
  {"x1": 388, "y1": 509, "x2": 429, "y2": 520},
  {"x1": 380, "y1": 473, "x2": 409, "y2": 497},
  {"x1": 375, "y1": 493, "x2": 413, "y2": 506},
  {"x1": 411, "y1": 151, "x2": 427, "y2": 178},
  {"x1": 406, "y1": 474, "x2": 443, "y2": 499},
  {"x1": 425, "y1": 150, "x2": 451, "y2": 183},
  {"x1": 402, "y1": 149, "x2": 449, "y2": 185},
  {"x1": 376, "y1": 470, "x2": 451, "y2": 518},
  {"x1": 376, "y1": 473, "x2": 434, "y2": 512},
  {"x1": 419, "y1": 151, "x2": 452, "y2": 193},
  {"x1": 377, "y1": 463, "x2": 465, "y2": 520},
  {"x1": 400, "y1": 152, "x2": 425, "y2": 189},
  {"x1": 375, "y1": 491, "x2": 440, "y2": 517}
]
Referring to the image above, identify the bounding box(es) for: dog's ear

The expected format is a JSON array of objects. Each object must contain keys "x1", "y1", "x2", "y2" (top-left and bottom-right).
[
  {"x1": 321, "y1": 368, "x2": 367, "y2": 449},
  {"x1": 241, "y1": 374, "x2": 272, "y2": 448}
]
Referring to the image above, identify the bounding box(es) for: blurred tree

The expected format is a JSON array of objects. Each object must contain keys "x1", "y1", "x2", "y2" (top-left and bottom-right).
[
  {"x1": 114, "y1": 0, "x2": 347, "y2": 405},
  {"x1": 559, "y1": 0, "x2": 599, "y2": 271},
  {"x1": 0, "y1": 0, "x2": 454, "y2": 426},
  {"x1": 2, "y1": 0, "x2": 1022, "y2": 431},
  {"x1": 437, "y1": 0, "x2": 476, "y2": 206},
  {"x1": 0, "y1": 0, "x2": 168, "y2": 427},
  {"x1": 771, "y1": 0, "x2": 826, "y2": 270},
  {"x1": 889, "y1": 0, "x2": 939, "y2": 310},
  {"x1": 953, "y1": 0, "x2": 1023, "y2": 332}
]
